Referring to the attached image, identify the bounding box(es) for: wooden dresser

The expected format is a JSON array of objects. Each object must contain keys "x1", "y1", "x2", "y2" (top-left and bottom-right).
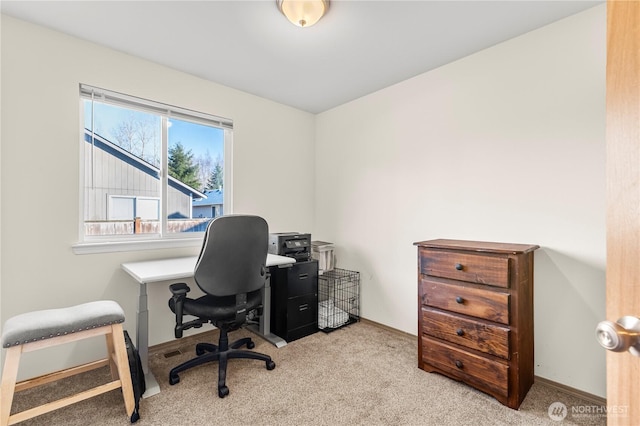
[{"x1": 414, "y1": 239, "x2": 539, "y2": 409}]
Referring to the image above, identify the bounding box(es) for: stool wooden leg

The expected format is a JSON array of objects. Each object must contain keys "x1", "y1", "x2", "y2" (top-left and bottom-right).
[
  {"x1": 104, "y1": 331, "x2": 118, "y2": 381},
  {"x1": 111, "y1": 324, "x2": 135, "y2": 419},
  {"x1": 1, "y1": 346, "x2": 22, "y2": 426}
]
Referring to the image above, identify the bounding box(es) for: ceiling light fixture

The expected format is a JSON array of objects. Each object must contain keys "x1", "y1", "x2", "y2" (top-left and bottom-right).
[{"x1": 277, "y1": 0, "x2": 329, "y2": 28}]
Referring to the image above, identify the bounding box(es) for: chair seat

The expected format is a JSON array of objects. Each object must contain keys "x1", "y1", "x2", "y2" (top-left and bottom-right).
[
  {"x1": 169, "y1": 289, "x2": 262, "y2": 320},
  {"x1": 1, "y1": 300, "x2": 125, "y2": 348}
]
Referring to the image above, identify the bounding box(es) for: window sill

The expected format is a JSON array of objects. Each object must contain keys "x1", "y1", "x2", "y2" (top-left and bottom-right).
[{"x1": 72, "y1": 237, "x2": 202, "y2": 255}]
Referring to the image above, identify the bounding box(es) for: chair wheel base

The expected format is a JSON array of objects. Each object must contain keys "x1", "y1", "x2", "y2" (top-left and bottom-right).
[
  {"x1": 247, "y1": 341, "x2": 255, "y2": 349},
  {"x1": 169, "y1": 373, "x2": 180, "y2": 385},
  {"x1": 218, "y1": 385, "x2": 229, "y2": 398},
  {"x1": 266, "y1": 360, "x2": 276, "y2": 370}
]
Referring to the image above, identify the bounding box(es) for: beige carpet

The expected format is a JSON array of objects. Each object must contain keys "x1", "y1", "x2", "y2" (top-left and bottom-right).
[{"x1": 9, "y1": 321, "x2": 605, "y2": 425}]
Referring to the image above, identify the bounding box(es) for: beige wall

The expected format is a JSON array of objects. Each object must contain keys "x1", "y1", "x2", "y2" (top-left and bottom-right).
[
  {"x1": 0, "y1": 15, "x2": 315, "y2": 379},
  {"x1": 314, "y1": 5, "x2": 606, "y2": 397},
  {"x1": 1, "y1": 4, "x2": 607, "y2": 398}
]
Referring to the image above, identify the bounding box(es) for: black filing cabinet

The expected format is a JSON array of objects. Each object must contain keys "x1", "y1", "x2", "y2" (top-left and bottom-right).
[{"x1": 270, "y1": 260, "x2": 319, "y2": 342}]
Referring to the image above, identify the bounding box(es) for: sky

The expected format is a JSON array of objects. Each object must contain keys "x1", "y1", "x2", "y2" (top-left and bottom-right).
[
  {"x1": 83, "y1": 99, "x2": 224, "y2": 163},
  {"x1": 169, "y1": 118, "x2": 223, "y2": 162}
]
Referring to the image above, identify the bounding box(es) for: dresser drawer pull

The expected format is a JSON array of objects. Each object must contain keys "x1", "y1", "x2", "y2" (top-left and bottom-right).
[
  {"x1": 299, "y1": 304, "x2": 309, "y2": 311},
  {"x1": 455, "y1": 296, "x2": 464, "y2": 304},
  {"x1": 456, "y1": 328, "x2": 465, "y2": 336},
  {"x1": 455, "y1": 263, "x2": 464, "y2": 271},
  {"x1": 455, "y1": 360, "x2": 464, "y2": 369}
]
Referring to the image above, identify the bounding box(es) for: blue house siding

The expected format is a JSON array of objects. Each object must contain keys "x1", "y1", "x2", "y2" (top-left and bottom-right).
[{"x1": 192, "y1": 189, "x2": 223, "y2": 218}]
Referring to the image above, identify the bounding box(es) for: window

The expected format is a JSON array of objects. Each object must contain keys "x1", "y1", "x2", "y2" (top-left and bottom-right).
[
  {"x1": 76, "y1": 84, "x2": 232, "y2": 253},
  {"x1": 108, "y1": 196, "x2": 159, "y2": 221}
]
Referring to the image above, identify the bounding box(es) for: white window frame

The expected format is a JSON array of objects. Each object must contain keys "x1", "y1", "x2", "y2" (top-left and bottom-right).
[
  {"x1": 135, "y1": 197, "x2": 161, "y2": 221},
  {"x1": 73, "y1": 85, "x2": 233, "y2": 254}
]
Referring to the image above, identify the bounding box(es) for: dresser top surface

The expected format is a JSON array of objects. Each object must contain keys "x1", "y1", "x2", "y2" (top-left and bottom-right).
[{"x1": 414, "y1": 239, "x2": 539, "y2": 254}]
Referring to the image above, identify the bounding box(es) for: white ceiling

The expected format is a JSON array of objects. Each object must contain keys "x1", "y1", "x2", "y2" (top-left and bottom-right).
[{"x1": 1, "y1": 0, "x2": 601, "y2": 114}]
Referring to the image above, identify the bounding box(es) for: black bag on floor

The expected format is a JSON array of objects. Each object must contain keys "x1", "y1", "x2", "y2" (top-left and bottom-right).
[{"x1": 124, "y1": 330, "x2": 146, "y2": 423}]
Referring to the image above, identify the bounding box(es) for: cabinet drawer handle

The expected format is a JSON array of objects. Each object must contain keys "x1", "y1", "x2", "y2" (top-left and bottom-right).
[
  {"x1": 455, "y1": 360, "x2": 463, "y2": 369},
  {"x1": 456, "y1": 328, "x2": 465, "y2": 336},
  {"x1": 299, "y1": 273, "x2": 309, "y2": 280},
  {"x1": 455, "y1": 296, "x2": 464, "y2": 304},
  {"x1": 299, "y1": 304, "x2": 309, "y2": 311},
  {"x1": 455, "y1": 263, "x2": 463, "y2": 271}
]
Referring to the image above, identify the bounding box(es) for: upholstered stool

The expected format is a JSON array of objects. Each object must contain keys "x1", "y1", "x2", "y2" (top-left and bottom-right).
[{"x1": 1, "y1": 301, "x2": 135, "y2": 426}]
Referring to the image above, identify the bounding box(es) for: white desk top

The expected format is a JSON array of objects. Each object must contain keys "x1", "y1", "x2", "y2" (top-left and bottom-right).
[{"x1": 122, "y1": 253, "x2": 296, "y2": 283}]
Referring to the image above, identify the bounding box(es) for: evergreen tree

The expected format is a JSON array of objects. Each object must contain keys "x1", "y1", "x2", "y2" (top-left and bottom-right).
[
  {"x1": 168, "y1": 142, "x2": 200, "y2": 189},
  {"x1": 206, "y1": 157, "x2": 224, "y2": 190}
]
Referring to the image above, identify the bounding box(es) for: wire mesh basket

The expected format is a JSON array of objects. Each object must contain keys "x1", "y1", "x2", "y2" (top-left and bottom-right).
[{"x1": 318, "y1": 268, "x2": 360, "y2": 332}]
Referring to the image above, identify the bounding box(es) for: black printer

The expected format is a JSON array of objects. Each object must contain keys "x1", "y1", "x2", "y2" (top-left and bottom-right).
[{"x1": 268, "y1": 232, "x2": 311, "y2": 262}]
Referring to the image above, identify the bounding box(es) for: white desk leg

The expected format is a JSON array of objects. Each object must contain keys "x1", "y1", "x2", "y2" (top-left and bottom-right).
[
  {"x1": 247, "y1": 270, "x2": 287, "y2": 348},
  {"x1": 137, "y1": 282, "x2": 160, "y2": 397}
]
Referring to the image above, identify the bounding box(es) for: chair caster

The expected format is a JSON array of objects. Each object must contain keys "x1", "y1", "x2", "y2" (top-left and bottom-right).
[
  {"x1": 247, "y1": 341, "x2": 255, "y2": 349},
  {"x1": 169, "y1": 373, "x2": 180, "y2": 385},
  {"x1": 196, "y1": 347, "x2": 205, "y2": 356},
  {"x1": 266, "y1": 360, "x2": 276, "y2": 370},
  {"x1": 218, "y1": 385, "x2": 229, "y2": 398}
]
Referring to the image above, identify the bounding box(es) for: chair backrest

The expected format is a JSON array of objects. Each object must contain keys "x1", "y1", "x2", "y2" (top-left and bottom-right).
[{"x1": 193, "y1": 215, "x2": 268, "y2": 297}]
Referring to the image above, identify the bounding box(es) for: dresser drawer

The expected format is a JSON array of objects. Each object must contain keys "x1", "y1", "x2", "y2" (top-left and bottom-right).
[
  {"x1": 420, "y1": 249, "x2": 509, "y2": 288},
  {"x1": 422, "y1": 336, "x2": 508, "y2": 398},
  {"x1": 421, "y1": 278, "x2": 510, "y2": 325},
  {"x1": 421, "y1": 307, "x2": 510, "y2": 359}
]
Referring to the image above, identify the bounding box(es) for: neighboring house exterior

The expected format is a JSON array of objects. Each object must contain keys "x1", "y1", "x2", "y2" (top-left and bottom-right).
[
  {"x1": 192, "y1": 189, "x2": 224, "y2": 218},
  {"x1": 84, "y1": 130, "x2": 206, "y2": 222}
]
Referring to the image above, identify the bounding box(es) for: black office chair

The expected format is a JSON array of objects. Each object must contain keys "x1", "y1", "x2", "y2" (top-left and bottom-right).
[{"x1": 167, "y1": 215, "x2": 276, "y2": 398}]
